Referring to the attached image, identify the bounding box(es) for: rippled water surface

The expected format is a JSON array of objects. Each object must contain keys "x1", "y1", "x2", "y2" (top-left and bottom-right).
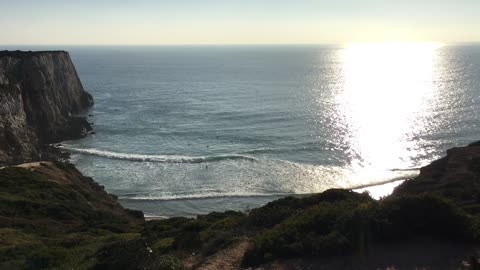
[{"x1": 19, "y1": 44, "x2": 480, "y2": 217}]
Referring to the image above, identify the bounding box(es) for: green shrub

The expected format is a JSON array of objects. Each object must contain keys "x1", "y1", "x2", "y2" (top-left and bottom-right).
[
  {"x1": 154, "y1": 255, "x2": 184, "y2": 270},
  {"x1": 152, "y1": 237, "x2": 175, "y2": 253},
  {"x1": 242, "y1": 192, "x2": 480, "y2": 267},
  {"x1": 372, "y1": 194, "x2": 479, "y2": 241}
]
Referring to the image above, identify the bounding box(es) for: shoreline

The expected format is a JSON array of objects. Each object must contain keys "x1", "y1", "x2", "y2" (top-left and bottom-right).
[
  {"x1": 135, "y1": 177, "x2": 413, "y2": 220},
  {"x1": 6, "y1": 146, "x2": 417, "y2": 219},
  {"x1": 353, "y1": 178, "x2": 407, "y2": 199},
  {"x1": 2, "y1": 157, "x2": 416, "y2": 220}
]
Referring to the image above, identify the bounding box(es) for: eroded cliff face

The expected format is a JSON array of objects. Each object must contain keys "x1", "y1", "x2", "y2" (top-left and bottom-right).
[{"x1": 0, "y1": 51, "x2": 93, "y2": 165}]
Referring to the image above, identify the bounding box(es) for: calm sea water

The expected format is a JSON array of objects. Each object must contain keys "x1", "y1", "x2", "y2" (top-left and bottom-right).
[{"x1": 7, "y1": 44, "x2": 480, "y2": 217}]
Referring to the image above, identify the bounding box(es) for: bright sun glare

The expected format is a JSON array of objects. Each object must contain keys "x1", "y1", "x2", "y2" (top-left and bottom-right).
[{"x1": 337, "y1": 41, "x2": 443, "y2": 190}]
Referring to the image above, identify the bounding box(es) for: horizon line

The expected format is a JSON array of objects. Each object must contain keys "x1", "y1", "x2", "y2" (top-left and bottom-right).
[{"x1": 1, "y1": 41, "x2": 480, "y2": 47}]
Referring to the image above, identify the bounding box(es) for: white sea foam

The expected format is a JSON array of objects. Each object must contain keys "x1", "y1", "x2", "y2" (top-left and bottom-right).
[
  {"x1": 143, "y1": 214, "x2": 170, "y2": 220},
  {"x1": 120, "y1": 191, "x2": 294, "y2": 201},
  {"x1": 58, "y1": 145, "x2": 257, "y2": 164}
]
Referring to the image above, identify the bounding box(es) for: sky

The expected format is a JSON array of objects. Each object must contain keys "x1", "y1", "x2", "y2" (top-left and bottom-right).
[{"x1": 1, "y1": 0, "x2": 479, "y2": 45}]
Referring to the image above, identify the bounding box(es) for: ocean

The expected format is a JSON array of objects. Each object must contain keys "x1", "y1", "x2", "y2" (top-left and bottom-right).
[{"x1": 8, "y1": 44, "x2": 480, "y2": 217}]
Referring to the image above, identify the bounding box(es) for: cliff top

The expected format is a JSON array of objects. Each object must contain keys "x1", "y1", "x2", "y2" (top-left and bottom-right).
[{"x1": 0, "y1": 50, "x2": 68, "y2": 58}]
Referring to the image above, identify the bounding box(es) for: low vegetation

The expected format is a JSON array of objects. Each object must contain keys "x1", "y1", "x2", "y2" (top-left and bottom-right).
[
  {"x1": 1, "y1": 159, "x2": 480, "y2": 269},
  {"x1": 244, "y1": 192, "x2": 479, "y2": 266},
  {"x1": 0, "y1": 164, "x2": 146, "y2": 269},
  {"x1": 144, "y1": 189, "x2": 480, "y2": 268}
]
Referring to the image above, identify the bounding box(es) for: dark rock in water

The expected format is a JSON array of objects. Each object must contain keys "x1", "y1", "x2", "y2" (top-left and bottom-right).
[{"x1": 0, "y1": 51, "x2": 93, "y2": 165}]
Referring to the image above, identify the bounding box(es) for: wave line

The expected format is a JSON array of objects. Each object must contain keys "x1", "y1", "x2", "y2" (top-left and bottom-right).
[
  {"x1": 58, "y1": 146, "x2": 258, "y2": 164},
  {"x1": 119, "y1": 192, "x2": 292, "y2": 201}
]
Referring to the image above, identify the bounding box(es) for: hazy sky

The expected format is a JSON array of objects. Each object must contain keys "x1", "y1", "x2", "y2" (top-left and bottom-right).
[{"x1": 1, "y1": 0, "x2": 479, "y2": 45}]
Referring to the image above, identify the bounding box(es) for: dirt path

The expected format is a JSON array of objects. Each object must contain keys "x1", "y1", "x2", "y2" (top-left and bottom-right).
[
  {"x1": 0, "y1": 162, "x2": 44, "y2": 170},
  {"x1": 15, "y1": 162, "x2": 45, "y2": 169},
  {"x1": 188, "y1": 240, "x2": 252, "y2": 270}
]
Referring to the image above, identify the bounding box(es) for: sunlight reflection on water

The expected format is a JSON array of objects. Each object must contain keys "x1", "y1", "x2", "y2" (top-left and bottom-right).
[
  {"x1": 59, "y1": 43, "x2": 480, "y2": 216},
  {"x1": 332, "y1": 42, "x2": 444, "y2": 186}
]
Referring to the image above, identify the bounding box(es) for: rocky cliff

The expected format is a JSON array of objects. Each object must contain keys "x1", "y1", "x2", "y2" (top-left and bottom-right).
[
  {"x1": 393, "y1": 141, "x2": 480, "y2": 213},
  {"x1": 0, "y1": 51, "x2": 93, "y2": 165}
]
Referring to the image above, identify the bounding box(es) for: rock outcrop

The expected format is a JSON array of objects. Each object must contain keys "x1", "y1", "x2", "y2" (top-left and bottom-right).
[
  {"x1": 0, "y1": 51, "x2": 93, "y2": 165},
  {"x1": 393, "y1": 141, "x2": 480, "y2": 213}
]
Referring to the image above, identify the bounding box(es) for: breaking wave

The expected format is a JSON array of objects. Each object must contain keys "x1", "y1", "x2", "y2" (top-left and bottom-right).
[
  {"x1": 119, "y1": 192, "x2": 293, "y2": 201},
  {"x1": 58, "y1": 146, "x2": 258, "y2": 164}
]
